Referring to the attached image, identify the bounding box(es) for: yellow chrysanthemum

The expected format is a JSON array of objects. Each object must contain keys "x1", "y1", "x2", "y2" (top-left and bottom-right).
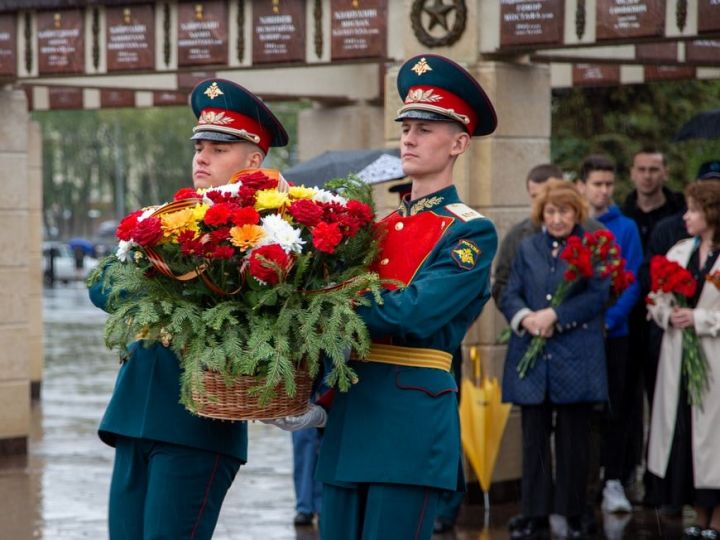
[
  {"x1": 229, "y1": 224, "x2": 266, "y2": 251},
  {"x1": 288, "y1": 186, "x2": 317, "y2": 200},
  {"x1": 160, "y1": 207, "x2": 199, "y2": 238},
  {"x1": 192, "y1": 203, "x2": 209, "y2": 222},
  {"x1": 255, "y1": 189, "x2": 289, "y2": 211}
]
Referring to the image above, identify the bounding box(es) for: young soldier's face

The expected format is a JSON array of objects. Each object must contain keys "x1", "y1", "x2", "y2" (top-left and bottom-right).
[
  {"x1": 400, "y1": 119, "x2": 466, "y2": 179},
  {"x1": 192, "y1": 140, "x2": 263, "y2": 189}
]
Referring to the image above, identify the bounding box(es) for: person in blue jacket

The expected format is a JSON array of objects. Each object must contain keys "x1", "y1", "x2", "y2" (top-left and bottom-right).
[
  {"x1": 267, "y1": 54, "x2": 499, "y2": 540},
  {"x1": 576, "y1": 154, "x2": 643, "y2": 514},
  {"x1": 89, "y1": 79, "x2": 288, "y2": 540},
  {"x1": 501, "y1": 179, "x2": 611, "y2": 540}
]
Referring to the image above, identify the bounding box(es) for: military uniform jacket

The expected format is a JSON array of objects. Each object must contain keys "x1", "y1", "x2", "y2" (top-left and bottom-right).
[
  {"x1": 316, "y1": 185, "x2": 497, "y2": 491},
  {"x1": 89, "y1": 280, "x2": 248, "y2": 461}
]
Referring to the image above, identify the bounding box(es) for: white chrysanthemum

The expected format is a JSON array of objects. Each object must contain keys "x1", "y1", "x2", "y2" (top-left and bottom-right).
[
  {"x1": 115, "y1": 240, "x2": 136, "y2": 262},
  {"x1": 259, "y1": 214, "x2": 306, "y2": 254},
  {"x1": 312, "y1": 189, "x2": 347, "y2": 206},
  {"x1": 203, "y1": 183, "x2": 241, "y2": 205}
]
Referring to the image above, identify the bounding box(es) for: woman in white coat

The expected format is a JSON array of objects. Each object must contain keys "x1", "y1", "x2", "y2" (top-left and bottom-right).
[{"x1": 647, "y1": 180, "x2": 720, "y2": 540}]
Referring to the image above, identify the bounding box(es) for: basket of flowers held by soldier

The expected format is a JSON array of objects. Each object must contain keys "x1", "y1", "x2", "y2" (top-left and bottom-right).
[{"x1": 88, "y1": 169, "x2": 383, "y2": 421}]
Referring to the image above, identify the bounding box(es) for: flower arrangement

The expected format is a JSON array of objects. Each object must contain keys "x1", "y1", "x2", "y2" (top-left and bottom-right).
[
  {"x1": 516, "y1": 230, "x2": 634, "y2": 378},
  {"x1": 89, "y1": 169, "x2": 383, "y2": 413},
  {"x1": 647, "y1": 255, "x2": 709, "y2": 407}
]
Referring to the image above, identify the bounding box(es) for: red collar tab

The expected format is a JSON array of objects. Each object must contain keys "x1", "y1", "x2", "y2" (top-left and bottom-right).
[
  {"x1": 400, "y1": 85, "x2": 477, "y2": 134},
  {"x1": 193, "y1": 107, "x2": 272, "y2": 153}
]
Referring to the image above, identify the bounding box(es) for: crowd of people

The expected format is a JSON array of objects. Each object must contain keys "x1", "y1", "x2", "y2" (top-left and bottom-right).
[
  {"x1": 497, "y1": 152, "x2": 720, "y2": 540},
  {"x1": 87, "y1": 48, "x2": 720, "y2": 540}
]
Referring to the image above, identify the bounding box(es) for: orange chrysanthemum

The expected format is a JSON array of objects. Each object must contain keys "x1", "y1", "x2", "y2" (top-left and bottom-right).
[{"x1": 229, "y1": 224, "x2": 265, "y2": 251}]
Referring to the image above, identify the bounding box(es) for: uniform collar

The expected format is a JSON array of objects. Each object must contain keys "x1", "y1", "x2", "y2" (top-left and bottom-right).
[{"x1": 398, "y1": 185, "x2": 459, "y2": 217}]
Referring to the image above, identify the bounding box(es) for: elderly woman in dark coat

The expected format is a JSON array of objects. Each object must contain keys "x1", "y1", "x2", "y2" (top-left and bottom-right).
[{"x1": 500, "y1": 179, "x2": 610, "y2": 540}]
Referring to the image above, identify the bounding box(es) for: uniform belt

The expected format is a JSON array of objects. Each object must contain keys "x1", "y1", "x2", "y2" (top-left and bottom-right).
[{"x1": 354, "y1": 343, "x2": 452, "y2": 372}]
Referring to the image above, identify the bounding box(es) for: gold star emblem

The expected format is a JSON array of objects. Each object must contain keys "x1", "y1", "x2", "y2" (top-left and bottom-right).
[
  {"x1": 411, "y1": 57, "x2": 432, "y2": 76},
  {"x1": 203, "y1": 82, "x2": 224, "y2": 100}
]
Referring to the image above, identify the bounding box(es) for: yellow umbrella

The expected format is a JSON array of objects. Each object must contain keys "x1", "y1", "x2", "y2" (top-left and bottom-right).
[{"x1": 459, "y1": 346, "x2": 512, "y2": 509}]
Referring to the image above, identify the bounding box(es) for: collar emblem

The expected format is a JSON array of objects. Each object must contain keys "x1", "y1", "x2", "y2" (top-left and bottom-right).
[
  {"x1": 204, "y1": 82, "x2": 224, "y2": 100},
  {"x1": 399, "y1": 195, "x2": 444, "y2": 216}
]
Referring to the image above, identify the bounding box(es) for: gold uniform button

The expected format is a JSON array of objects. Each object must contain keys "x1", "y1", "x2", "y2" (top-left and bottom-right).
[
  {"x1": 380, "y1": 258, "x2": 390, "y2": 265},
  {"x1": 395, "y1": 222, "x2": 404, "y2": 231}
]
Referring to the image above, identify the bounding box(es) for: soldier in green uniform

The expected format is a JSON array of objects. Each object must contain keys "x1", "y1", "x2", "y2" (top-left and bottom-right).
[
  {"x1": 269, "y1": 54, "x2": 498, "y2": 539},
  {"x1": 89, "y1": 79, "x2": 288, "y2": 540}
]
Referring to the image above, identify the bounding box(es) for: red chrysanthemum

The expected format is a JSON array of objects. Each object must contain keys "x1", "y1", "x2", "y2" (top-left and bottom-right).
[
  {"x1": 346, "y1": 200, "x2": 373, "y2": 225},
  {"x1": 248, "y1": 244, "x2": 291, "y2": 285},
  {"x1": 210, "y1": 245, "x2": 235, "y2": 260},
  {"x1": 178, "y1": 230, "x2": 203, "y2": 256},
  {"x1": 204, "y1": 203, "x2": 237, "y2": 227},
  {"x1": 288, "y1": 199, "x2": 324, "y2": 227},
  {"x1": 231, "y1": 206, "x2": 260, "y2": 227},
  {"x1": 312, "y1": 221, "x2": 343, "y2": 254},
  {"x1": 236, "y1": 170, "x2": 278, "y2": 191},
  {"x1": 132, "y1": 216, "x2": 163, "y2": 247},
  {"x1": 116, "y1": 210, "x2": 143, "y2": 241},
  {"x1": 173, "y1": 187, "x2": 201, "y2": 201}
]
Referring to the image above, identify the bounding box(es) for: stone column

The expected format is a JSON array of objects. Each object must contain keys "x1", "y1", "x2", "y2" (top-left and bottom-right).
[
  {"x1": 296, "y1": 103, "x2": 385, "y2": 162},
  {"x1": 0, "y1": 88, "x2": 31, "y2": 455},
  {"x1": 28, "y1": 122, "x2": 43, "y2": 400},
  {"x1": 382, "y1": 60, "x2": 552, "y2": 489}
]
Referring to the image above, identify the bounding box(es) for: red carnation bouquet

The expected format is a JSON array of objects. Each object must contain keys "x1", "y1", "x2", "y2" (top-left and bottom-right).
[
  {"x1": 90, "y1": 169, "x2": 383, "y2": 415},
  {"x1": 516, "y1": 230, "x2": 634, "y2": 378},
  {"x1": 647, "y1": 255, "x2": 709, "y2": 407}
]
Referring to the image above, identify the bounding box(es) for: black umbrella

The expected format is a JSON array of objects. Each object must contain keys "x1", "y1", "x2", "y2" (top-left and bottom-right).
[
  {"x1": 283, "y1": 148, "x2": 401, "y2": 188},
  {"x1": 673, "y1": 108, "x2": 720, "y2": 142}
]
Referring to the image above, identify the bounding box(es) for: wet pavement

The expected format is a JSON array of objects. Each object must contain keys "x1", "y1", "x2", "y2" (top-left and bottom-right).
[{"x1": 0, "y1": 284, "x2": 693, "y2": 539}]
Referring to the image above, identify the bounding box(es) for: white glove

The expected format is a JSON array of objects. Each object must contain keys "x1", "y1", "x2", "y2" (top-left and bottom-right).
[{"x1": 261, "y1": 403, "x2": 327, "y2": 431}]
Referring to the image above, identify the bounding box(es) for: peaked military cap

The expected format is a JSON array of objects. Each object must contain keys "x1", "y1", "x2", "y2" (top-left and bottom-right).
[
  {"x1": 697, "y1": 159, "x2": 720, "y2": 181},
  {"x1": 190, "y1": 78, "x2": 288, "y2": 153},
  {"x1": 395, "y1": 54, "x2": 497, "y2": 137}
]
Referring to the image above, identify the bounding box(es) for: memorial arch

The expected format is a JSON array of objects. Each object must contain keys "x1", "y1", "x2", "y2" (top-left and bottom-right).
[{"x1": 1, "y1": 0, "x2": 718, "y2": 494}]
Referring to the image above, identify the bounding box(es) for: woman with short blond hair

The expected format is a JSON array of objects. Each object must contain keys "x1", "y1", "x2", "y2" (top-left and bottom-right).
[{"x1": 501, "y1": 179, "x2": 609, "y2": 540}]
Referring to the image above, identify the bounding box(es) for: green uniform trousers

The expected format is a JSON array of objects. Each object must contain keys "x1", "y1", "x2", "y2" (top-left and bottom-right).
[
  {"x1": 320, "y1": 482, "x2": 440, "y2": 540},
  {"x1": 109, "y1": 436, "x2": 241, "y2": 540}
]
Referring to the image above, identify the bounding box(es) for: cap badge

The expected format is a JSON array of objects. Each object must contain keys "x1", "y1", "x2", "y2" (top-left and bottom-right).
[
  {"x1": 204, "y1": 82, "x2": 224, "y2": 100},
  {"x1": 411, "y1": 57, "x2": 432, "y2": 76},
  {"x1": 405, "y1": 88, "x2": 443, "y2": 104},
  {"x1": 198, "y1": 110, "x2": 234, "y2": 126}
]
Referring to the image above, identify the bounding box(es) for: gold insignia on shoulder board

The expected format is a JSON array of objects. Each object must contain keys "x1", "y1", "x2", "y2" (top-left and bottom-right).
[
  {"x1": 411, "y1": 57, "x2": 432, "y2": 76},
  {"x1": 204, "y1": 82, "x2": 224, "y2": 100}
]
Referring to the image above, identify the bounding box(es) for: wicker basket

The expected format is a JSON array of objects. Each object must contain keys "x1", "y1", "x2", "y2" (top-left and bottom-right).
[{"x1": 190, "y1": 368, "x2": 314, "y2": 421}]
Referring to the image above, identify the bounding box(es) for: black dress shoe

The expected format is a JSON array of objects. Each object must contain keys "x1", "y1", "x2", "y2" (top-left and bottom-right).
[
  {"x1": 433, "y1": 519, "x2": 455, "y2": 533},
  {"x1": 508, "y1": 514, "x2": 529, "y2": 532},
  {"x1": 293, "y1": 512, "x2": 314, "y2": 526},
  {"x1": 510, "y1": 517, "x2": 550, "y2": 540}
]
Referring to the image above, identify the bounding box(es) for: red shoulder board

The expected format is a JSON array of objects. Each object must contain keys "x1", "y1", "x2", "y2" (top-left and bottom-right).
[{"x1": 371, "y1": 212, "x2": 453, "y2": 288}]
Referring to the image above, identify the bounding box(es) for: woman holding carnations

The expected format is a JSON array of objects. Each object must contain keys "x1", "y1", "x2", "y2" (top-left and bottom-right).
[
  {"x1": 646, "y1": 181, "x2": 720, "y2": 540},
  {"x1": 500, "y1": 180, "x2": 611, "y2": 540}
]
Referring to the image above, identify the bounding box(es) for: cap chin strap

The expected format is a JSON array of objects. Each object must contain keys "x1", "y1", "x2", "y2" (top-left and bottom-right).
[
  {"x1": 192, "y1": 125, "x2": 262, "y2": 145},
  {"x1": 396, "y1": 104, "x2": 470, "y2": 126}
]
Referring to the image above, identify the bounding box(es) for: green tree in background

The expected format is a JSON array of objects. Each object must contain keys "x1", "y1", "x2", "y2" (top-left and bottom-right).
[
  {"x1": 552, "y1": 80, "x2": 720, "y2": 201},
  {"x1": 35, "y1": 102, "x2": 302, "y2": 240}
]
